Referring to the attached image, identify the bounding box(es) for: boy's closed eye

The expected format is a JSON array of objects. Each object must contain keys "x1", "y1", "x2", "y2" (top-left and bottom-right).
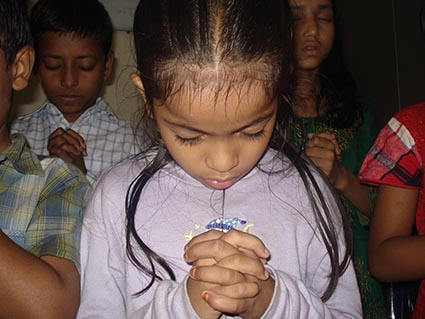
[
  {"x1": 77, "y1": 59, "x2": 97, "y2": 72},
  {"x1": 42, "y1": 57, "x2": 61, "y2": 70},
  {"x1": 41, "y1": 57, "x2": 97, "y2": 72}
]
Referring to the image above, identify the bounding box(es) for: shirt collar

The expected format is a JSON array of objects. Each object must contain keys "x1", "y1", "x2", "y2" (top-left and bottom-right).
[
  {"x1": 0, "y1": 134, "x2": 44, "y2": 176},
  {"x1": 44, "y1": 97, "x2": 117, "y2": 125}
]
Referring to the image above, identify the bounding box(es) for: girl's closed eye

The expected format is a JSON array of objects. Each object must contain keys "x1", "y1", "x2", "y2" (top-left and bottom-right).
[
  {"x1": 175, "y1": 129, "x2": 266, "y2": 146},
  {"x1": 317, "y1": 15, "x2": 333, "y2": 22},
  {"x1": 291, "y1": 14, "x2": 302, "y2": 22},
  {"x1": 175, "y1": 134, "x2": 203, "y2": 146},
  {"x1": 241, "y1": 129, "x2": 266, "y2": 141}
]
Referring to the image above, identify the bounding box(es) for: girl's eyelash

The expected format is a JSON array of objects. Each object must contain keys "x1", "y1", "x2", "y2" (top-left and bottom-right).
[
  {"x1": 175, "y1": 130, "x2": 266, "y2": 146},
  {"x1": 243, "y1": 129, "x2": 266, "y2": 140},
  {"x1": 175, "y1": 135, "x2": 201, "y2": 146}
]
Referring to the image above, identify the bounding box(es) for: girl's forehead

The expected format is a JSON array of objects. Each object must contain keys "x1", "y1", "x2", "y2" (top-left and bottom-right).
[
  {"x1": 156, "y1": 83, "x2": 278, "y2": 130},
  {"x1": 289, "y1": 0, "x2": 333, "y2": 8},
  {"x1": 157, "y1": 61, "x2": 278, "y2": 93},
  {"x1": 160, "y1": 79, "x2": 275, "y2": 111}
]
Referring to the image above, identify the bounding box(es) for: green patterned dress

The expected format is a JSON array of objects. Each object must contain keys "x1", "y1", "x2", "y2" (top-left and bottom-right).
[{"x1": 287, "y1": 109, "x2": 386, "y2": 319}]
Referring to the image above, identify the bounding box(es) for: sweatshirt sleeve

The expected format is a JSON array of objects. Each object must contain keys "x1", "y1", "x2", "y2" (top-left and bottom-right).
[
  {"x1": 262, "y1": 262, "x2": 362, "y2": 318},
  {"x1": 260, "y1": 168, "x2": 362, "y2": 319},
  {"x1": 128, "y1": 277, "x2": 200, "y2": 319}
]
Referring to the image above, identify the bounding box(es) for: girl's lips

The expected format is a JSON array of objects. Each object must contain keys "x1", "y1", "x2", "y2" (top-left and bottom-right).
[
  {"x1": 203, "y1": 177, "x2": 238, "y2": 190},
  {"x1": 302, "y1": 43, "x2": 320, "y2": 56}
]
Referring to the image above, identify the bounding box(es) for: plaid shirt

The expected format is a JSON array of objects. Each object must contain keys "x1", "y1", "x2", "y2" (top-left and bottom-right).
[
  {"x1": 359, "y1": 107, "x2": 423, "y2": 189},
  {"x1": 0, "y1": 134, "x2": 90, "y2": 266},
  {"x1": 11, "y1": 98, "x2": 142, "y2": 184}
]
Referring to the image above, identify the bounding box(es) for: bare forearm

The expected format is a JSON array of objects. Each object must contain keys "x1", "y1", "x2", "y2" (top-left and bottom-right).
[
  {"x1": 0, "y1": 231, "x2": 79, "y2": 318},
  {"x1": 335, "y1": 167, "x2": 371, "y2": 217},
  {"x1": 369, "y1": 235, "x2": 425, "y2": 282}
]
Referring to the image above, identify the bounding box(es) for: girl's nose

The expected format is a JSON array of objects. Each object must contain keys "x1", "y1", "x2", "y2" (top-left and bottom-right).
[
  {"x1": 205, "y1": 143, "x2": 239, "y2": 173},
  {"x1": 303, "y1": 19, "x2": 319, "y2": 37}
]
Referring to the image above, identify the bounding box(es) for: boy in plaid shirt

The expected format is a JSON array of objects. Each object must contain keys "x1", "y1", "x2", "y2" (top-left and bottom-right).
[{"x1": 0, "y1": 0, "x2": 90, "y2": 316}]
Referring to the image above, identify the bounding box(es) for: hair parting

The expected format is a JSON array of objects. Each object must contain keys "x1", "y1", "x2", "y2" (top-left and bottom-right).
[{"x1": 126, "y1": 0, "x2": 352, "y2": 301}]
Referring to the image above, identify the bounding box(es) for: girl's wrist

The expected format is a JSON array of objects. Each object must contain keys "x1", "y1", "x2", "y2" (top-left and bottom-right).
[{"x1": 333, "y1": 164, "x2": 349, "y2": 192}]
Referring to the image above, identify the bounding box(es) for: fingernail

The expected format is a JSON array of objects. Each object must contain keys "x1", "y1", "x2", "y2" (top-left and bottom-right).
[
  {"x1": 264, "y1": 248, "x2": 270, "y2": 257},
  {"x1": 202, "y1": 291, "x2": 209, "y2": 301},
  {"x1": 264, "y1": 269, "x2": 270, "y2": 279}
]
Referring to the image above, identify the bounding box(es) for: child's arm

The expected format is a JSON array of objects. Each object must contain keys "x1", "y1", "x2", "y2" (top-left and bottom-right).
[
  {"x1": 48, "y1": 128, "x2": 87, "y2": 174},
  {"x1": 0, "y1": 232, "x2": 80, "y2": 318},
  {"x1": 304, "y1": 132, "x2": 371, "y2": 216},
  {"x1": 0, "y1": 158, "x2": 88, "y2": 318},
  {"x1": 368, "y1": 184, "x2": 424, "y2": 281}
]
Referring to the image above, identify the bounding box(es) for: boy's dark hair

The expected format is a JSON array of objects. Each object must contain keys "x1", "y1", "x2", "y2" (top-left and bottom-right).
[
  {"x1": 30, "y1": 0, "x2": 113, "y2": 56},
  {"x1": 0, "y1": 0, "x2": 32, "y2": 67}
]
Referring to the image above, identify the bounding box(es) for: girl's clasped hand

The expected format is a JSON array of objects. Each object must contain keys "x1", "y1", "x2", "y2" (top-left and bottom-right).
[{"x1": 184, "y1": 230, "x2": 273, "y2": 318}]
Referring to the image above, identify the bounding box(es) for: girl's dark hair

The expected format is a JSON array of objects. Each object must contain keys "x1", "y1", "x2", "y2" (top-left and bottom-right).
[
  {"x1": 126, "y1": 0, "x2": 352, "y2": 302},
  {"x1": 0, "y1": 0, "x2": 32, "y2": 67},
  {"x1": 30, "y1": 0, "x2": 113, "y2": 56},
  {"x1": 420, "y1": 0, "x2": 425, "y2": 37},
  {"x1": 290, "y1": 0, "x2": 363, "y2": 129},
  {"x1": 318, "y1": 0, "x2": 363, "y2": 128}
]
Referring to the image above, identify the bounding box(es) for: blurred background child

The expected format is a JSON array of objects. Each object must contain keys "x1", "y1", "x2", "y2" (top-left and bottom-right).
[
  {"x1": 284, "y1": 0, "x2": 384, "y2": 317},
  {"x1": 10, "y1": 0, "x2": 142, "y2": 185}
]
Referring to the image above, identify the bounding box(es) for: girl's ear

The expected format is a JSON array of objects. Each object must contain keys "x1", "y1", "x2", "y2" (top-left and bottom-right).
[
  {"x1": 103, "y1": 50, "x2": 115, "y2": 80},
  {"x1": 130, "y1": 73, "x2": 154, "y2": 118},
  {"x1": 11, "y1": 45, "x2": 35, "y2": 91}
]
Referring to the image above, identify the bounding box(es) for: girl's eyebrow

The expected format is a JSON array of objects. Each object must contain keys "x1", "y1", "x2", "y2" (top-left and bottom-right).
[
  {"x1": 318, "y1": 4, "x2": 333, "y2": 11},
  {"x1": 164, "y1": 110, "x2": 275, "y2": 135},
  {"x1": 290, "y1": 4, "x2": 333, "y2": 11}
]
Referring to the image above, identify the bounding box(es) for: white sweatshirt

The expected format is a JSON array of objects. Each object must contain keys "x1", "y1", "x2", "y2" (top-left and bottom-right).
[{"x1": 77, "y1": 150, "x2": 362, "y2": 318}]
